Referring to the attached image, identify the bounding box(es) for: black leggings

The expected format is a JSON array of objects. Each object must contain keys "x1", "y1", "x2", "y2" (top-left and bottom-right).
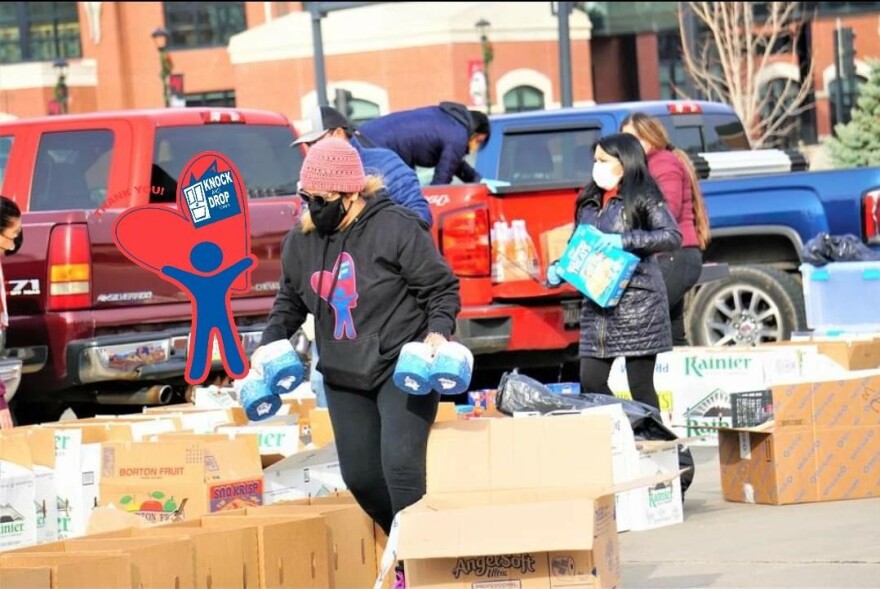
[
  {"x1": 658, "y1": 247, "x2": 703, "y2": 346},
  {"x1": 323, "y1": 375, "x2": 439, "y2": 535},
  {"x1": 580, "y1": 355, "x2": 659, "y2": 409}
]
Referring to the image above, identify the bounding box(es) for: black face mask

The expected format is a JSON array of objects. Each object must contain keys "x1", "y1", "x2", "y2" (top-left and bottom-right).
[
  {"x1": 5, "y1": 231, "x2": 21, "y2": 256},
  {"x1": 309, "y1": 198, "x2": 347, "y2": 236}
]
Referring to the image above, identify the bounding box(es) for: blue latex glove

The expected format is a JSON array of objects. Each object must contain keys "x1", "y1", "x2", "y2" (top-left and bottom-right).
[
  {"x1": 545, "y1": 261, "x2": 564, "y2": 288},
  {"x1": 593, "y1": 232, "x2": 624, "y2": 253},
  {"x1": 480, "y1": 178, "x2": 512, "y2": 193}
]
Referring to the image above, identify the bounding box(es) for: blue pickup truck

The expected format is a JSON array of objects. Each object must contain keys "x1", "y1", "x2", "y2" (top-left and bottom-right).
[{"x1": 464, "y1": 100, "x2": 880, "y2": 348}]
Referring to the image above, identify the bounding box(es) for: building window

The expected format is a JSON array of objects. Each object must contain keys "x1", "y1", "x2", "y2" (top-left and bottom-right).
[
  {"x1": 658, "y1": 32, "x2": 687, "y2": 100},
  {"x1": 0, "y1": 2, "x2": 82, "y2": 64},
  {"x1": 813, "y1": 1, "x2": 880, "y2": 16},
  {"x1": 163, "y1": 2, "x2": 246, "y2": 49},
  {"x1": 503, "y1": 86, "x2": 545, "y2": 113},
  {"x1": 828, "y1": 75, "x2": 868, "y2": 132},
  {"x1": 185, "y1": 90, "x2": 236, "y2": 107}
]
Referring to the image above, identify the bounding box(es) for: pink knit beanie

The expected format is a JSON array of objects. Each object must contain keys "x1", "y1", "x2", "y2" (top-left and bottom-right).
[{"x1": 299, "y1": 137, "x2": 366, "y2": 194}]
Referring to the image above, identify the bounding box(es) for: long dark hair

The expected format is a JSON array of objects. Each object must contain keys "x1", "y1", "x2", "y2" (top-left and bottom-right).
[
  {"x1": 575, "y1": 133, "x2": 664, "y2": 230},
  {"x1": 621, "y1": 112, "x2": 711, "y2": 249},
  {"x1": 0, "y1": 196, "x2": 20, "y2": 232}
]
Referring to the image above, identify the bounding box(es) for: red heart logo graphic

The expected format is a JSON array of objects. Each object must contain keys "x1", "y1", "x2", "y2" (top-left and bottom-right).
[
  {"x1": 114, "y1": 205, "x2": 251, "y2": 292},
  {"x1": 310, "y1": 270, "x2": 336, "y2": 300}
]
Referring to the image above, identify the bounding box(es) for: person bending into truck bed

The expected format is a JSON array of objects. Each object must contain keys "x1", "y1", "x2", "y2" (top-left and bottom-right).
[
  {"x1": 357, "y1": 101, "x2": 490, "y2": 186},
  {"x1": 293, "y1": 105, "x2": 434, "y2": 228},
  {"x1": 0, "y1": 196, "x2": 23, "y2": 429},
  {"x1": 570, "y1": 134, "x2": 682, "y2": 409},
  {"x1": 621, "y1": 112, "x2": 711, "y2": 346},
  {"x1": 254, "y1": 138, "x2": 460, "y2": 586}
]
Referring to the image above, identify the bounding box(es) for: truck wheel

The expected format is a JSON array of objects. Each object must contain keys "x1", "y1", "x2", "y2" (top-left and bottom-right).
[{"x1": 687, "y1": 265, "x2": 806, "y2": 347}]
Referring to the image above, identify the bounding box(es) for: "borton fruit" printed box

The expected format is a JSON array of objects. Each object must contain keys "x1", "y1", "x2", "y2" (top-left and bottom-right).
[{"x1": 99, "y1": 436, "x2": 263, "y2": 523}]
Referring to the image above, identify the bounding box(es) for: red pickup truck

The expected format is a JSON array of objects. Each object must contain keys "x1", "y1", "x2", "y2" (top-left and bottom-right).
[
  {"x1": 2, "y1": 108, "x2": 308, "y2": 423},
  {"x1": 0, "y1": 104, "x2": 759, "y2": 423}
]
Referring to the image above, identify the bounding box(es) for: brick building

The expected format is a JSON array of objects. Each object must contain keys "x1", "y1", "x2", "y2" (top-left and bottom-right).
[
  {"x1": 0, "y1": 2, "x2": 876, "y2": 143},
  {"x1": 588, "y1": 1, "x2": 880, "y2": 142},
  {"x1": 0, "y1": 1, "x2": 594, "y2": 128}
]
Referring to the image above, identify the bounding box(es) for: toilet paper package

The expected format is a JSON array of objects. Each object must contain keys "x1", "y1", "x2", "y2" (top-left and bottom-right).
[
  {"x1": 429, "y1": 341, "x2": 474, "y2": 396},
  {"x1": 254, "y1": 339, "x2": 305, "y2": 395},
  {"x1": 393, "y1": 342, "x2": 434, "y2": 395},
  {"x1": 239, "y1": 376, "x2": 282, "y2": 421}
]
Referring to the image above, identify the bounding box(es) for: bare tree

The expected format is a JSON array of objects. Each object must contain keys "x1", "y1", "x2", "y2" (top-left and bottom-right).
[{"x1": 677, "y1": 2, "x2": 814, "y2": 148}]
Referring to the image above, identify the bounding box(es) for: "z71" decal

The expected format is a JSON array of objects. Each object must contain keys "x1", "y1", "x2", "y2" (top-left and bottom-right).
[{"x1": 7, "y1": 279, "x2": 40, "y2": 296}]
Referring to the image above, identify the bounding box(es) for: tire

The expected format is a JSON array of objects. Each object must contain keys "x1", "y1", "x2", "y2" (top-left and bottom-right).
[{"x1": 687, "y1": 264, "x2": 806, "y2": 347}]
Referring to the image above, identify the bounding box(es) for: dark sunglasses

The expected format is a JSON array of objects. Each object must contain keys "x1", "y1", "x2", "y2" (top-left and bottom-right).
[{"x1": 297, "y1": 189, "x2": 335, "y2": 205}]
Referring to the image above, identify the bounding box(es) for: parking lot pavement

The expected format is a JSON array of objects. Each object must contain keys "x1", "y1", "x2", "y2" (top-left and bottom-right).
[{"x1": 620, "y1": 446, "x2": 880, "y2": 588}]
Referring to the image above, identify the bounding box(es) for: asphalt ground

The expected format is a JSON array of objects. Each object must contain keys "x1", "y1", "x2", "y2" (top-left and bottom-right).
[{"x1": 619, "y1": 446, "x2": 880, "y2": 588}]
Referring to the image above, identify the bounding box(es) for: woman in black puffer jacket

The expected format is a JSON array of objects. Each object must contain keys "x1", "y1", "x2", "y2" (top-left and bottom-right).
[{"x1": 572, "y1": 133, "x2": 682, "y2": 409}]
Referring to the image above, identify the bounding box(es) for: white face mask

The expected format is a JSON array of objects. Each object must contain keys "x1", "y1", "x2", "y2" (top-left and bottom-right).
[{"x1": 592, "y1": 161, "x2": 622, "y2": 190}]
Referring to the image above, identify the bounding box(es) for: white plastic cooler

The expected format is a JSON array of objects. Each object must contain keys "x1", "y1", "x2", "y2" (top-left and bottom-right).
[{"x1": 799, "y1": 261, "x2": 880, "y2": 332}]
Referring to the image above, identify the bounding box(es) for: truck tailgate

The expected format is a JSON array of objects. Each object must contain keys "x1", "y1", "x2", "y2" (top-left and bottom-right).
[
  {"x1": 488, "y1": 183, "x2": 582, "y2": 301},
  {"x1": 4, "y1": 210, "x2": 91, "y2": 316}
]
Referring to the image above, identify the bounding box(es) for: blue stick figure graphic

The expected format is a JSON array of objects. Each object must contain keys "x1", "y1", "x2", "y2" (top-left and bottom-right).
[
  {"x1": 162, "y1": 241, "x2": 254, "y2": 383},
  {"x1": 331, "y1": 286, "x2": 357, "y2": 339}
]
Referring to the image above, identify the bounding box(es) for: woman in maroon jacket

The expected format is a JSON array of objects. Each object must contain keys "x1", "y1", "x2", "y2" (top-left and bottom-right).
[{"x1": 621, "y1": 113, "x2": 710, "y2": 346}]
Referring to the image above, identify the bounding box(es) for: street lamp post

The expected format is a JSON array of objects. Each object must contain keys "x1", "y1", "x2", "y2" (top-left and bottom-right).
[
  {"x1": 475, "y1": 18, "x2": 493, "y2": 114},
  {"x1": 151, "y1": 27, "x2": 172, "y2": 107},
  {"x1": 53, "y1": 58, "x2": 69, "y2": 114}
]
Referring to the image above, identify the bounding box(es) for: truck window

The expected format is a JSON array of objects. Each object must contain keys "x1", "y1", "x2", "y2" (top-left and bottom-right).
[
  {"x1": 0, "y1": 136, "x2": 12, "y2": 189},
  {"x1": 498, "y1": 127, "x2": 601, "y2": 186},
  {"x1": 659, "y1": 113, "x2": 751, "y2": 155},
  {"x1": 150, "y1": 124, "x2": 302, "y2": 203},
  {"x1": 30, "y1": 130, "x2": 114, "y2": 211}
]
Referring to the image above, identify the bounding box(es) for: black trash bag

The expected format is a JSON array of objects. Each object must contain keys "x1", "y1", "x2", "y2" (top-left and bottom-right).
[
  {"x1": 802, "y1": 232, "x2": 880, "y2": 267},
  {"x1": 495, "y1": 372, "x2": 695, "y2": 497}
]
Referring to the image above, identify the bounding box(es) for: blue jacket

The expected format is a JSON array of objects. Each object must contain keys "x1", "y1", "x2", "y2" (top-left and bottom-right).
[
  {"x1": 357, "y1": 102, "x2": 482, "y2": 186},
  {"x1": 350, "y1": 136, "x2": 433, "y2": 228}
]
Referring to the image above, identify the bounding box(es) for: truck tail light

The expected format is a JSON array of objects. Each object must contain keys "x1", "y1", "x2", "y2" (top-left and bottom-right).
[
  {"x1": 47, "y1": 225, "x2": 91, "y2": 311},
  {"x1": 667, "y1": 102, "x2": 702, "y2": 114},
  {"x1": 865, "y1": 189, "x2": 880, "y2": 245},
  {"x1": 440, "y1": 207, "x2": 490, "y2": 277}
]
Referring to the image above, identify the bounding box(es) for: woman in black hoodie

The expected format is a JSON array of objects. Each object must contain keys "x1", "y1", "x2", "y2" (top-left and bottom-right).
[{"x1": 258, "y1": 137, "x2": 461, "y2": 539}]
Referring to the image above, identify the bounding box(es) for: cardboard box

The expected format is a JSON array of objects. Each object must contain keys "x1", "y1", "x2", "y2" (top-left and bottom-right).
[
  {"x1": 49, "y1": 428, "x2": 101, "y2": 540},
  {"x1": 262, "y1": 444, "x2": 344, "y2": 504},
  {"x1": 627, "y1": 440, "x2": 683, "y2": 531},
  {"x1": 573, "y1": 406, "x2": 684, "y2": 533},
  {"x1": 0, "y1": 567, "x2": 51, "y2": 589},
  {"x1": 390, "y1": 414, "x2": 622, "y2": 589},
  {"x1": 9, "y1": 537, "x2": 196, "y2": 589},
  {"x1": 539, "y1": 222, "x2": 574, "y2": 269},
  {"x1": 0, "y1": 435, "x2": 37, "y2": 551},
  {"x1": 245, "y1": 503, "x2": 377, "y2": 589},
  {"x1": 557, "y1": 224, "x2": 639, "y2": 308},
  {"x1": 0, "y1": 553, "x2": 131, "y2": 588},
  {"x1": 2, "y1": 427, "x2": 58, "y2": 546},
  {"x1": 608, "y1": 346, "x2": 816, "y2": 444},
  {"x1": 99, "y1": 436, "x2": 263, "y2": 523},
  {"x1": 767, "y1": 338, "x2": 880, "y2": 372},
  {"x1": 192, "y1": 514, "x2": 330, "y2": 589},
  {"x1": 217, "y1": 418, "x2": 301, "y2": 468},
  {"x1": 99, "y1": 523, "x2": 260, "y2": 589},
  {"x1": 719, "y1": 374, "x2": 880, "y2": 505}
]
